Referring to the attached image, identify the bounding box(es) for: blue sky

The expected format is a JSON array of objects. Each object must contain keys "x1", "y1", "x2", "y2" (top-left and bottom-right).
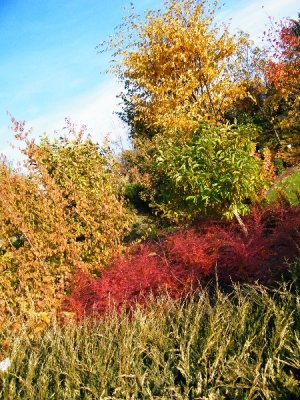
[{"x1": 0, "y1": 0, "x2": 299, "y2": 161}]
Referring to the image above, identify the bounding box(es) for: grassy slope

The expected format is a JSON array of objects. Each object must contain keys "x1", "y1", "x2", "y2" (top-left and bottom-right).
[
  {"x1": 1, "y1": 276, "x2": 300, "y2": 400},
  {"x1": 267, "y1": 167, "x2": 300, "y2": 205}
]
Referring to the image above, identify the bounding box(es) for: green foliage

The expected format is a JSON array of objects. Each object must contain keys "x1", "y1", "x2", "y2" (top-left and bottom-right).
[
  {"x1": 124, "y1": 182, "x2": 150, "y2": 214},
  {"x1": 274, "y1": 158, "x2": 284, "y2": 175},
  {"x1": 1, "y1": 279, "x2": 300, "y2": 399},
  {"x1": 266, "y1": 167, "x2": 300, "y2": 205},
  {"x1": 151, "y1": 123, "x2": 265, "y2": 222}
]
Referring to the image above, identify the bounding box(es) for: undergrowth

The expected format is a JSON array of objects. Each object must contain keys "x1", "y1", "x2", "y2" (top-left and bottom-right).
[{"x1": 65, "y1": 203, "x2": 300, "y2": 318}]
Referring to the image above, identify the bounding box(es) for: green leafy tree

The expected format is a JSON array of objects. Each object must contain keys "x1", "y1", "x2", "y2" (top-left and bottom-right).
[{"x1": 151, "y1": 123, "x2": 265, "y2": 231}]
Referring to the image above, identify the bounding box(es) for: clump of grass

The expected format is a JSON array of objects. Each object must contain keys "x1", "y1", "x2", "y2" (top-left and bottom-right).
[{"x1": 1, "y1": 271, "x2": 300, "y2": 399}]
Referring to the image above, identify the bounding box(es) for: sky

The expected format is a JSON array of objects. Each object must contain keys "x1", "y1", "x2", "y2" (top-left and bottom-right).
[{"x1": 0, "y1": 0, "x2": 299, "y2": 162}]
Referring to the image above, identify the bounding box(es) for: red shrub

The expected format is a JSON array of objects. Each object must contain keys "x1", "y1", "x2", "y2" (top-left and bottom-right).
[
  {"x1": 214, "y1": 204, "x2": 300, "y2": 283},
  {"x1": 64, "y1": 203, "x2": 300, "y2": 319},
  {"x1": 165, "y1": 230, "x2": 217, "y2": 274},
  {"x1": 64, "y1": 243, "x2": 183, "y2": 318}
]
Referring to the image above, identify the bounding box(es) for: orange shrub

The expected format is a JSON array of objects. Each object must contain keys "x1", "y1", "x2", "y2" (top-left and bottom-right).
[
  {"x1": 0, "y1": 118, "x2": 134, "y2": 327},
  {"x1": 261, "y1": 147, "x2": 276, "y2": 180}
]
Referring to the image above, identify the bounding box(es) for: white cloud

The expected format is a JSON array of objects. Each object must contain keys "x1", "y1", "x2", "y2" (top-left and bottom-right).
[
  {"x1": 221, "y1": 0, "x2": 299, "y2": 42},
  {"x1": 28, "y1": 78, "x2": 129, "y2": 147},
  {"x1": 0, "y1": 78, "x2": 130, "y2": 164}
]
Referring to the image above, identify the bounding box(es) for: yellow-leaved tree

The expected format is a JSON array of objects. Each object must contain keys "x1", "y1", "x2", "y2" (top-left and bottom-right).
[{"x1": 103, "y1": 0, "x2": 250, "y2": 138}]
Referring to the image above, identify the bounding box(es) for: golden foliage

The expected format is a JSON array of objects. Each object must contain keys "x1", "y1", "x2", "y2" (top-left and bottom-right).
[
  {"x1": 261, "y1": 147, "x2": 276, "y2": 181},
  {"x1": 0, "y1": 118, "x2": 134, "y2": 325},
  {"x1": 104, "y1": 0, "x2": 249, "y2": 136}
]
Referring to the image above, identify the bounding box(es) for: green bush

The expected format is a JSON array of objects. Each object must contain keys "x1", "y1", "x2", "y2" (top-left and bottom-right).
[{"x1": 152, "y1": 123, "x2": 265, "y2": 222}]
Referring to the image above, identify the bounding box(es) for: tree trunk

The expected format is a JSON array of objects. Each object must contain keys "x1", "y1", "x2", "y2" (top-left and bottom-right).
[{"x1": 233, "y1": 209, "x2": 248, "y2": 237}]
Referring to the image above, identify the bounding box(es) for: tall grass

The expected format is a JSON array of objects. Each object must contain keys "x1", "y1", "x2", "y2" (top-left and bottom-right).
[{"x1": 1, "y1": 272, "x2": 300, "y2": 399}]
